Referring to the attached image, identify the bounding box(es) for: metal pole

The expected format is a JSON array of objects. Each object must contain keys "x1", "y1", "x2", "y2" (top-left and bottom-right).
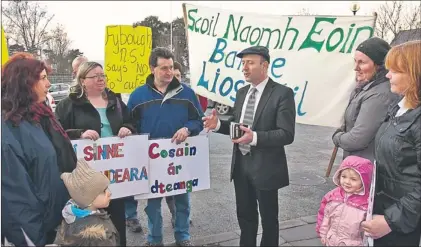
[{"x1": 170, "y1": 2, "x2": 173, "y2": 51}]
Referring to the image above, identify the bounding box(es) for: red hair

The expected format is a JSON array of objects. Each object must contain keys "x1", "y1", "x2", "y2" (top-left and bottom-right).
[{"x1": 1, "y1": 52, "x2": 51, "y2": 124}]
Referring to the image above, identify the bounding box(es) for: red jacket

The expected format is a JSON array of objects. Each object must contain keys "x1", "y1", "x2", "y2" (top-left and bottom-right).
[{"x1": 198, "y1": 95, "x2": 208, "y2": 112}]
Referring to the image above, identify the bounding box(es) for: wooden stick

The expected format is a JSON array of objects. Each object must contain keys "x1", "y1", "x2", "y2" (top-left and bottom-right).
[{"x1": 325, "y1": 146, "x2": 338, "y2": 177}]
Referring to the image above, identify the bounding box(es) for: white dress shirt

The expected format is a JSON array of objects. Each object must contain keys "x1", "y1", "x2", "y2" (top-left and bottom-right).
[
  {"x1": 396, "y1": 97, "x2": 409, "y2": 117},
  {"x1": 214, "y1": 77, "x2": 269, "y2": 146}
]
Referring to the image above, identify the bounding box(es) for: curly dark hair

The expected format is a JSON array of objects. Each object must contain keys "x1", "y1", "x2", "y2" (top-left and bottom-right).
[
  {"x1": 149, "y1": 47, "x2": 174, "y2": 68},
  {"x1": 1, "y1": 52, "x2": 51, "y2": 124}
]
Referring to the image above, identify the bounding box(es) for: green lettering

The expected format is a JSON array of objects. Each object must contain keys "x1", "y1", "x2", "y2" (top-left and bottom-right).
[
  {"x1": 166, "y1": 184, "x2": 173, "y2": 192},
  {"x1": 259, "y1": 28, "x2": 282, "y2": 48},
  {"x1": 250, "y1": 28, "x2": 261, "y2": 45},
  {"x1": 340, "y1": 24, "x2": 355, "y2": 53},
  {"x1": 347, "y1": 26, "x2": 374, "y2": 53},
  {"x1": 223, "y1": 15, "x2": 243, "y2": 41},
  {"x1": 160, "y1": 150, "x2": 168, "y2": 158},
  {"x1": 280, "y1": 17, "x2": 300, "y2": 50},
  {"x1": 299, "y1": 17, "x2": 336, "y2": 52},
  {"x1": 326, "y1": 28, "x2": 344, "y2": 52},
  {"x1": 187, "y1": 9, "x2": 198, "y2": 31},
  {"x1": 240, "y1": 25, "x2": 251, "y2": 43}
]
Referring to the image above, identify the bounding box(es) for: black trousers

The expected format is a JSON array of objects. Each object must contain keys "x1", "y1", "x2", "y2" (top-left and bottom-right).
[
  {"x1": 233, "y1": 151, "x2": 279, "y2": 246},
  {"x1": 105, "y1": 198, "x2": 126, "y2": 246}
]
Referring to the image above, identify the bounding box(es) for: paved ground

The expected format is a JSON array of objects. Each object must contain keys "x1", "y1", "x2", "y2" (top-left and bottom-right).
[
  {"x1": 126, "y1": 108, "x2": 343, "y2": 246},
  {"x1": 193, "y1": 215, "x2": 321, "y2": 246}
]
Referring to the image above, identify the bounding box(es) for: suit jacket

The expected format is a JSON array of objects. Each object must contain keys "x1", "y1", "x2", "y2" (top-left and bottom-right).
[{"x1": 218, "y1": 78, "x2": 296, "y2": 190}]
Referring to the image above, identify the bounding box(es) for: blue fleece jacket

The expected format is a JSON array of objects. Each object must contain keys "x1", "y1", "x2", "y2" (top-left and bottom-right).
[{"x1": 127, "y1": 74, "x2": 204, "y2": 139}]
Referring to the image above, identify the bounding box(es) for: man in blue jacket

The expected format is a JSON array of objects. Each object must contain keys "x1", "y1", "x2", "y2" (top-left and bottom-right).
[{"x1": 127, "y1": 47, "x2": 204, "y2": 246}]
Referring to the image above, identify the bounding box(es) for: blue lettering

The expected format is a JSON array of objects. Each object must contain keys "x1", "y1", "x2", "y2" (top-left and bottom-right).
[
  {"x1": 230, "y1": 79, "x2": 245, "y2": 102},
  {"x1": 197, "y1": 61, "x2": 209, "y2": 90},
  {"x1": 219, "y1": 77, "x2": 233, "y2": 97},
  {"x1": 109, "y1": 170, "x2": 115, "y2": 184},
  {"x1": 211, "y1": 68, "x2": 220, "y2": 93},
  {"x1": 297, "y1": 81, "x2": 308, "y2": 116},
  {"x1": 225, "y1": 51, "x2": 238, "y2": 68},
  {"x1": 208, "y1": 38, "x2": 227, "y2": 63},
  {"x1": 293, "y1": 86, "x2": 299, "y2": 97},
  {"x1": 130, "y1": 168, "x2": 139, "y2": 181},
  {"x1": 169, "y1": 149, "x2": 175, "y2": 158},
  {"x1": 271, "y1": 57, "x2": 286, "y2": 78}
]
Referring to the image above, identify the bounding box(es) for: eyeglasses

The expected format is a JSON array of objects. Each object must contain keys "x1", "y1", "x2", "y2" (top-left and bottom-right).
[{"x1": 85, "y1": 74, "x2": 106, "y2": 80}]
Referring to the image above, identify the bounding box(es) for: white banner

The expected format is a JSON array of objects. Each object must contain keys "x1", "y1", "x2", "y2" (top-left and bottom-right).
[
  {"x1": 71, "y1": 135, "x2": 150, "y2": 199},
  {"x1": 135, "y1": 135, "x2": 211, "y2": 199},
  {"x1": 183, "y1": 4, "x2": 376, "y2": 127}
]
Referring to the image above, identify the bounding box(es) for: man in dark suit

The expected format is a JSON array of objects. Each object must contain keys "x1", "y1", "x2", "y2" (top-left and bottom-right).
[{"x1": 203, "y1": 46, "x2": 296, "y2": 246}]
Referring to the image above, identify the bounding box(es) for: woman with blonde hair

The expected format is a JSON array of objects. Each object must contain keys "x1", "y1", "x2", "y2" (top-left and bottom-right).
[
  {"x1": 362, "y1": 40, "x2": 421, "y2": 246},
  {"x1": 55, "y1": 61, "x2": 135, "y2": 246}
]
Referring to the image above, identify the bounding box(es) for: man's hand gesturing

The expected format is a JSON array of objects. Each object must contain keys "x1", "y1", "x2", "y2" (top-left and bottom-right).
[{"x1": 202, "y1": 109, "x2": 219, "y2": 132}]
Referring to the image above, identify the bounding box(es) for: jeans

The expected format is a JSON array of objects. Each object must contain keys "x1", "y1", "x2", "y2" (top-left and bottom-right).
[
  {"x1": 165, "y1": 196, "x2": 176, "y2": 216},
  {"x1": 145, "y1": 193, "x2": 190, "y2": 244},
  {"x1": 125, "y1": 196, "x2": 138, "y2": 220}
]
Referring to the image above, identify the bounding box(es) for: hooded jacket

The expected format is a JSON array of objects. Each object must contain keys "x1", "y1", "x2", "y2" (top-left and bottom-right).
[
  {"x1": 316, "y1": 156, "x2": 374, "y2": 246},
  {"x1": 54, "y1": 200, "x2": 119, "y2": 246}
]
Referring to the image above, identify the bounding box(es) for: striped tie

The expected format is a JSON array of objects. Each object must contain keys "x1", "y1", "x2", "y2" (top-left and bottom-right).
[{"x1": 239, "y1": 87, "x2": 257, "y2": 155}]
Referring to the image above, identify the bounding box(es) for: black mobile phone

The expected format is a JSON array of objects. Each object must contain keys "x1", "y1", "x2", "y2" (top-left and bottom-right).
[{"x1": 231, "y1": 123, "x2": 249, "y2": 139}]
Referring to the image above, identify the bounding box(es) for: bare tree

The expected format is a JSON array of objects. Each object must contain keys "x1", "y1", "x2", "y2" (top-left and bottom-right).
[
  {"x1": 2, "y1": 0, "x2": 54, "y2": 56},
  {"x1": 375, "y1": 1, "x2": 421, "y2": 42},
  {"x1": 43, "y1": 24, "x2": 73, "y2": 73}
]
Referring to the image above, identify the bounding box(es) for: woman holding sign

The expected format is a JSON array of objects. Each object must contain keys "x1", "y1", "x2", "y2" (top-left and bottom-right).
[
  {"x1": 55, "y1": 61, "x2": 136, "y2": 246},
  {"x1": 1, "y1": 53, "x2": 77, "y2": 246},
  {"x1": 361, "y1": 41, "x2": 421, "y2": 246}
]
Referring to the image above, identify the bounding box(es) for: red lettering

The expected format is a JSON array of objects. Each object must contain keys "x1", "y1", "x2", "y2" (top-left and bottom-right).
[
  {"x1": 97, "y1": 145, "x2": 104, "y2": 160},
  {"x1": 107, "y1": 145, "x2": 114, "y2": 159},
  {"x1": 83, "y1": 146, "x2": 94, "y2": 161},
  {"x1": 179, "y1": 181, "x2": 186, "y2": 189},
  {"x1": 115, "y1": 143, "x2": 124, "y2": 158},
  {"x1": 122, "y1": 168, "x2": 130, "y2": 182},
  {"x1": 159, "y1": 182, "x2": 166, "y2": 193},
  {"x1": 149, "y1": 142, "x2": 160, "y2": 159},
  {"x1": 115, "y1": 169, "x2": 122, "y2": 183}
]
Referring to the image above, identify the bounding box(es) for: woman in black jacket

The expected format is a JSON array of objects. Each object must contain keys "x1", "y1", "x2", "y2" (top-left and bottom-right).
[
  {"x1": 362, "y1": 40, "x2": 421, "y2": 246},
  {"x1": 55, "y1": 61, "x2": 135, "y2": 246},
  {"x1": 1, "y1": 53, "x2": 77, "y2": 246}
]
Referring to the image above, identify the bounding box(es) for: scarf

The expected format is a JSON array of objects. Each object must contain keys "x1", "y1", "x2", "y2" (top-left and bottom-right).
[
  {"x1": 62, "y1": 199, "x2": 100, "y2": 224},
  {"x1": 30, "y1": 102, "x2": 69, "y2": 139},
  {"x1": 29, "y1": 102, "x2": 77, "y2": 173}
]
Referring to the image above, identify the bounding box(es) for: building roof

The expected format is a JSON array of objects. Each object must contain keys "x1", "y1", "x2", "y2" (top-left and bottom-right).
[{"x1": 390, "y1": 28, "x2": 421, "y2": 46}]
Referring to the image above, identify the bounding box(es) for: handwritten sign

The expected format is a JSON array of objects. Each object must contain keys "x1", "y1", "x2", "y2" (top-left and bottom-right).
[
  {"x1": 135, "y1": 136, "x2": 211, "y2": 199},
  {"x1": 71, "y1": 135, "x2": 150, "y2": 199},
  {"x1": 183, "y1": 4, "x2": 376, "y2": 127},
  {"x1": 1, "y1": 26, "x2": 9, "y2": 66},
  {"x1": 104, "y1": 25, "x2": 152, "y2": 93}
]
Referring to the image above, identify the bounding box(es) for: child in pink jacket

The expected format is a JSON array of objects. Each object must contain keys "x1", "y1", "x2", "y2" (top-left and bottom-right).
[{"x1": 316, "y1": 156, "x2": 373, "y2": 246}]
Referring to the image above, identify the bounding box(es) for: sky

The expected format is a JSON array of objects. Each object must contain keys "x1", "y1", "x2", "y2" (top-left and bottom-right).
[{"x1": 3, "y1": 1, "x2": 407, "y2": 61}]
